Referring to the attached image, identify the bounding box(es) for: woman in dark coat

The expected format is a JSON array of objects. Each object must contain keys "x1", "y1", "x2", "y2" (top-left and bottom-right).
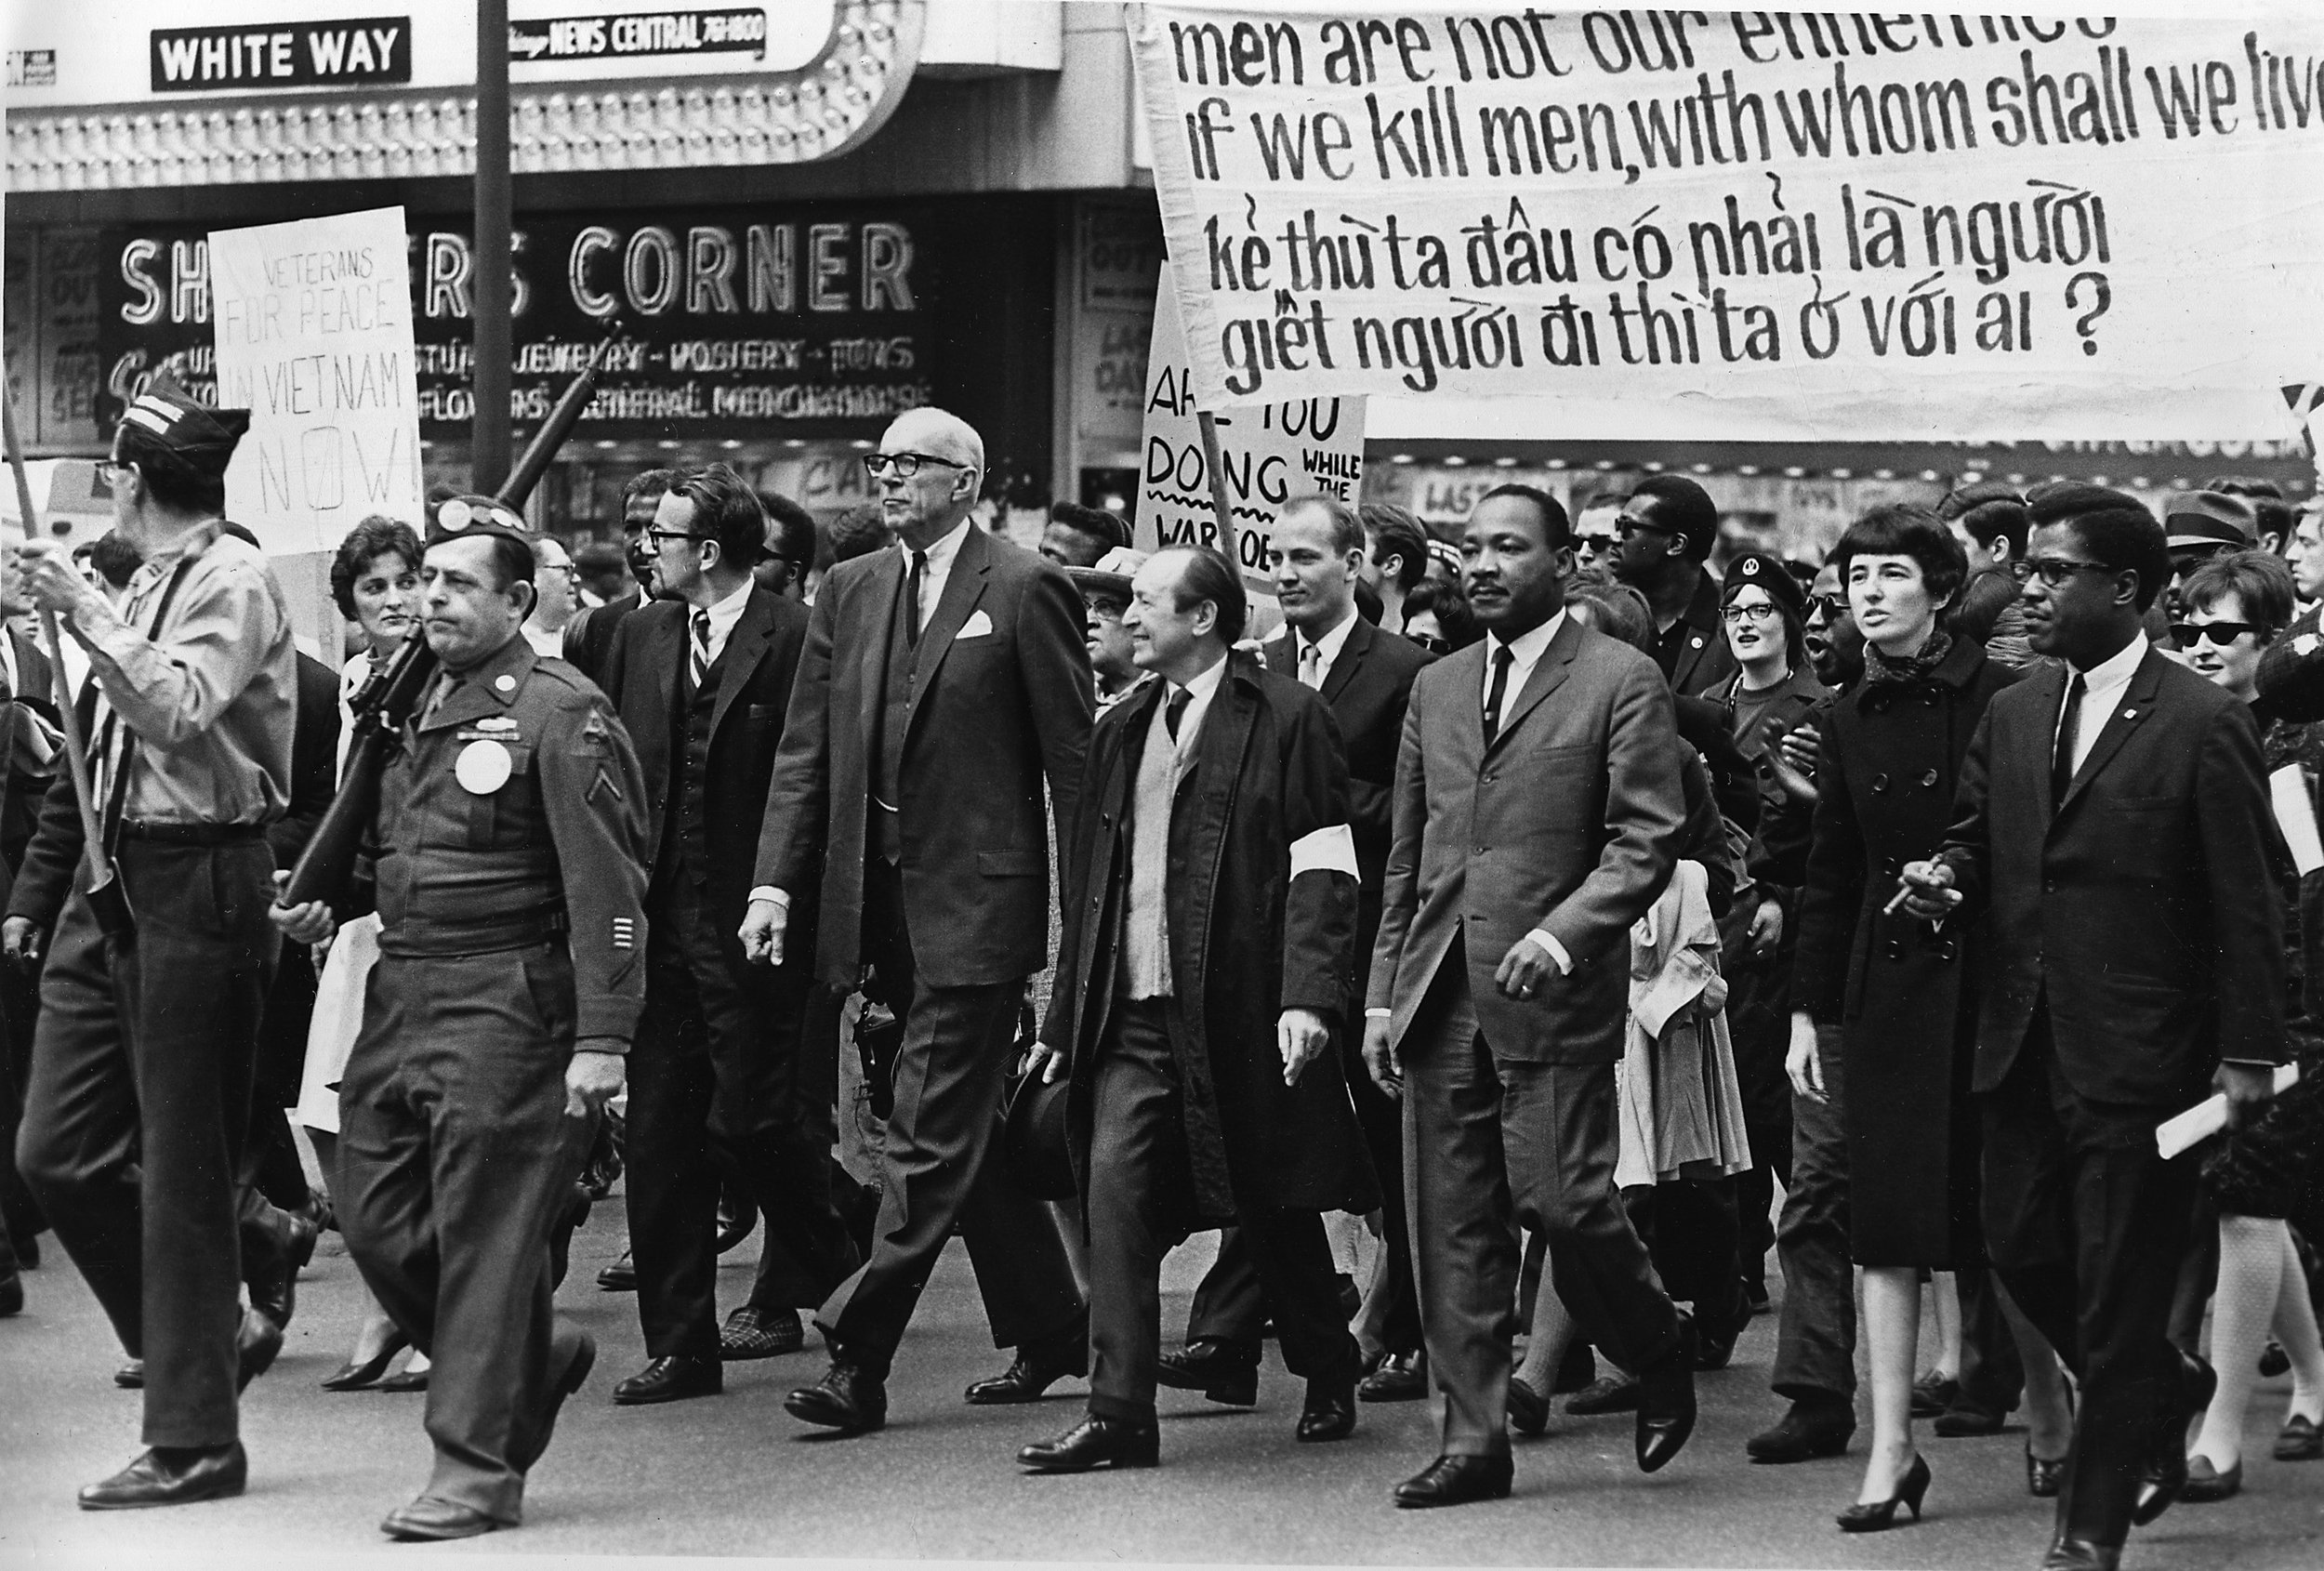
[{"x1": 1790, "y1": 505, "x2": 2058, "y2": 1528}]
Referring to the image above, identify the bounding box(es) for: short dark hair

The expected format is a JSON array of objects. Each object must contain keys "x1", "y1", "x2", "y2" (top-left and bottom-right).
[
  {"x1": 1400, "y1": 577, "x2": 1482, "y2": 650},
  {"x1": 1627, "y1": 474, "x2": 1717, "y2": 560},
  {"x1": 2205, "y1": 476, "x2": 2284, "y2": 502},
  {"x1": 664, "y1": 463, "x2": 765, "y2": 567},
  {"x1": 621, "y1": 468, "x2": 676, "y2": 517},
  {"x1": 2181, "y1": 548, "x2": 2296, "y2": 636},
  {"x1": 1360, "y1": 503, "x2": 1432, "y2": 588},
  {"x1": 1829, "y1": 503, "x2": 1969, "y2": 610},
  {"x1": 759, "y1": 490, "x2": 816, "y2": 568},
  {"x1": 112, "y1": 419, "x2": 225, "y2": 515},
  {"x1": 87, "y1": 530, "x2": 145, "y2": 591},
  {"x1": 1936, "y1": 479, "x2": 2026, "y2": 521},
  {"x1": 1477, "y1": 483, "x2": 1573, "y2": 549},
  {"x1": 1282, "y1": 493, "x2": 1364, "y2": 556},
  {"x1": 1167, "y1": 547, "x2": 1248, "y2": 645},
  {"x1": 827, "y1": 502, "x2": 892, "y2": 565},
  {"x1": 1955, "y1": 496, "x2": 2032, "y2": 559},
  {"x1": 331, "y1": 515, "x2": 424, "y2": 619},
  {"x1": 1566, "y1": 583, "x2": 1656, "y2": 654},
  {"x1": 2028, "y1": 484, "x2": 2171, "y2": 613},
  {"x1": 1047, "y1": 501, "x2": 1129, "y2": 553}
]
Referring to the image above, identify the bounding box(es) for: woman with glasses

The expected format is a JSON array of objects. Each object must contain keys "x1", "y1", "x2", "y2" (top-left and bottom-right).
[
  {"x1": 1793, "y1": 505, "x2": 2069, "y2": 1529},
  {"x1": 2171, "y1": 549, "x2": 2324, "y2": 1502},
  {"x1": 1396, "y1": 577, "x2": 1481, "y2": 654}
]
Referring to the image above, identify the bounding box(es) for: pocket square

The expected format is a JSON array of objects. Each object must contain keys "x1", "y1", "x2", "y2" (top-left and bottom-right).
[{"x1": 956, "y1": 610, "x2": 995, "y2": 640}]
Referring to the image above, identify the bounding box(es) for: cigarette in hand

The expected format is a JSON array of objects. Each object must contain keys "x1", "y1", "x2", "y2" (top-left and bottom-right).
[{"x1": 1882, "y1": 881, "x2": 1914, "y2": 917}]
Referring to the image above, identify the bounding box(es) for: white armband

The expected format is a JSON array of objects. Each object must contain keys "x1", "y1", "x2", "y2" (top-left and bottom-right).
[{"x1": 1287, "y1": 824, "x2": 1359, "y2": 879}]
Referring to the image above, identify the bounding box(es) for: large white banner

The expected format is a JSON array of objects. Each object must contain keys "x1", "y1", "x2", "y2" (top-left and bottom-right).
[
  {"x1": 1129, "y1": 7, "x2": 2324, "y2": 441},
  {"x1": 210, "y1": 206, "x2": 423, "y2": 558},
  {"x1": 1139, "y1": 278, "x2": 1367, "y2": 588}
]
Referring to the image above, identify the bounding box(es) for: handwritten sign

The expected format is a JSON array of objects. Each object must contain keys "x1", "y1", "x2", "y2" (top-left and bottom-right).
[
  {"x1": 1129, "y1": 7, "x2": 2324, "y2": 442},
  {"x1": 209, "y1": 206, "x2": 422, "y2": 557},
  {"x1": 1138, "y1": 278, "x2": 1366, "y2": 587}
]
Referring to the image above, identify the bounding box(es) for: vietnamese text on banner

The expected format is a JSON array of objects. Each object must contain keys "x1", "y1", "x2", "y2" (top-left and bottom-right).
[
  {"x1": 209, "y1": 205, "x2": 424, "y2": 557},
  {"x1": 1129, "y1": 7, "x2": 2324, "y2": 442}
]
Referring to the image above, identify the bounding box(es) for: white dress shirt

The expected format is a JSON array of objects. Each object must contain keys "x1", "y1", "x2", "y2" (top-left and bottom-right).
[
  {"x1": 692, "y1": 576, "x2": 755, "y2": 667},
  {"x1": 1166, "y1": 649, "x2": 1229, "y2": 754},
  {"x1": 1293, "y1": 606, "x2": 1359, "y2": 691},
  {"x1": 2057, "y1": 631, "x2": 2146, "y2": 777}
]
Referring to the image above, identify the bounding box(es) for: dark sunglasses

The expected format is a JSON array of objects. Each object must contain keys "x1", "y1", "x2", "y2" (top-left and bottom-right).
[
  {"x1": 2169, "y1": 620, "x2": 2266, "y2": 649},
  {"x1": 1409, "y1": 634, "x2": 1453, "y2": 654},
  {"x1": 1805, "y1": 593, "x2": 1847, "y2": 622}
]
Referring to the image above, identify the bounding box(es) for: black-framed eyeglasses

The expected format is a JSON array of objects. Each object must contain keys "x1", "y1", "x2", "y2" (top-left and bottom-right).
[
  {"x1": 2019, "y1": 556, "x2": 2116, "y2": 589},
  {"x1": 1721, "y1": 601, "x2": 1782, "y2": 625},
  {"x1": 1574, "y1": 534, "x2": 1619, "y2": 554},
  {"x1": 647, "y1": 528, "x2": 714, "y2": 547},
  {"x1": 1616, "y1": 517, "x2": 1673, "y2": 542},
  {"x1": 863, "y1": 451, "x2": 972, "y2": 480},
  {"x1": 1409, "y1": 634, "x2": 1454, "y2": 654},
  {"x1": 94, "y1": 458, "x2": 134, "y2": 486},
  {"x1": 2169, "y1": 620, "x2": 2267, "y2": 649}
]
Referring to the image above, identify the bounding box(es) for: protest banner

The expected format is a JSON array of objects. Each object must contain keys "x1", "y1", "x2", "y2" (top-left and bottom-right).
[
  {"x1": 1129, "y1": 7, "x2": 2324, "y2": 442},
  {"x1": 1140, "y1": 276, "x2": 1367, "y2": 588}
]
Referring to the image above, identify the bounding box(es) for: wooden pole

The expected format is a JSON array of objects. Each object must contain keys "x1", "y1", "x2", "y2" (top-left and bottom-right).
[
  {"x1": 472, "y1": 0, "x2": 513, "y2": 494},
  {"x1": 1196, "y1": 409, "x2": 1241, "y2": 578}
]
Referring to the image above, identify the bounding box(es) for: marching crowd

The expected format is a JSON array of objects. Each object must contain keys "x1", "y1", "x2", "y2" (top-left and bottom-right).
[{"x1": 1, "y1": 384, "x2": 2320, "y2": 1571}]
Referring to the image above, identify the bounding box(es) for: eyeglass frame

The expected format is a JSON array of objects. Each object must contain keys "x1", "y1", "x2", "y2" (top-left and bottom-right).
[
  {"x1": 2169, "y1": 619, "x2": 2269, "y2": 649},
  {"x1": 863, "y1": 451, "x2": 976, "y2": 481},
  {"x1": 646, "y1": 527, "x2": 717, "y2": 548},
  {"x1": 2016, "y1": 555, "x2": 2119, "y2": 589},
  {"x1": 1805, "y1": 592, "x2": 1848, "y2": 623},
  {"x1": 1408, "y1": 633, "x2": 1455, "y2": 654},
  {"x1": 1720, "y1": 600, "x2": 1785, "y2": 626}
]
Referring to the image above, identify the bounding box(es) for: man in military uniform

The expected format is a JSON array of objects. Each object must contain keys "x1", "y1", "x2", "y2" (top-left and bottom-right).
[
  {"x1": 11, "y1": 385, "x2": 297, "y2": 1510},
  {"x1": 272, "y1": 497, "x2": 650, "y2": 1542}
]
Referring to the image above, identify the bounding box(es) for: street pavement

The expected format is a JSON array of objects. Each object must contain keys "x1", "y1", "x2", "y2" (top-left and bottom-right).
[{"x1": 3, "y1": 1208, "x2": 2319, "y2": 1570}]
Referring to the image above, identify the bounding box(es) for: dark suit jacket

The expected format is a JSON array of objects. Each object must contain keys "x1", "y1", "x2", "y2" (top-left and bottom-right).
[
  {"x1": 1663, "y1": 566, "x2": 1740, "y2": 697},
  {"x1": 562, "y1": 587, "x2": 644, "y2": 684},
  {"x1": 0, "y1": 627, "x2": 59, "y2": 879},
  {"x1": 265, "y1": 652, "x2": 342, "y2": 871},
  {"x1": 1261, "y1": 616, "x2": 1432, "y2": 970},
  {"x1": 754, "y1": 525, "x2": 1095, "y2": 991},
  {"x1": 601, "y1": 586, "x2": 809, "y2": 933},
  {"x1": 1369, "y1": 614, "x2": 1686, "y2": 1063},
  {"x1": 1935, "y1": 645, "x2": 2285, "y2": 1107}
]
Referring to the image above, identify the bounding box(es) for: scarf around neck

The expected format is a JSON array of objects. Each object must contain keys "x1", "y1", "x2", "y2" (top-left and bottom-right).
[{"x1": 1863, "y1": 628, "x2": 1954, "y2": 689}]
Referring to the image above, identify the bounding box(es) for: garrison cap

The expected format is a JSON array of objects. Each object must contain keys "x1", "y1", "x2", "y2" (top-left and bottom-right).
[{"x1": 115, "y1": 377, "x2": 249, "y2": 473}]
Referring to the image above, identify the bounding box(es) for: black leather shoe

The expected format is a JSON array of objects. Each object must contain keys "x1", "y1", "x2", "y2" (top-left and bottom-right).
[
  {"x1": 1746, "y1": 1399, "x2": 1855, "y2": 1462},
  {"x1": 79, "y1": 1445, "x2": 246, "y2": 1510},
  {"x1": 321, "y1": 1329, "x2": 411, "y2": 1393},
  {"x1": 0, "y1": 1263, "x2": 21, "y2": 1317},
  {"x1": 613, "y1": 1353, "x2": 722, "y2": 1405},
  {"x1": 2178, "y1": 1455, "x2": 2242, "y2": 1503},
  {"x1": 596, "y1": 1249, "x2": 636, "y2": 1292},
  {"x1": 2026, "y1": 1441, "x2": 2067, "y2": 1498},
  {"x1": 1506, "y1": 1375, "x2": 1550, "y2": 1437},
  {"x1": 512, "y1": 1327, "x2": 595, "y2": 1472},
  {"x1": 1834, "y1": 1451, "x2": 1931, "y2": 1532},
  {"x1": 2040, "y1": 1535, "x2": 2122, "y2": 1571},
  {"x1": 720, "y1": 1304, "x2": 803, "y2": 1360},
  {"x1": 1564, "y1": 1371, "x2": 1639, "y2": 1414},
  {"x1": 1358, "y1": 1350, "x2": 1426, "y2": 1402},
  {"x1": 114, "y1": 1358, "x2": 144, "y2": 1390},
  {"x1": 237, "y1": 1308, "x2": 284, "y2": 1393},
  {"x1": 1933, "y1": 1401, "x2": 2008, "y2": 1436},
  {"x1": 381, "y1": 1495, "x2": 502, "y2": 1540},
  {"x1": 1155, "y1": 1338, "x2": 1260, "y2": 1407},
  {"x1": 966, "y1": 1332, "x2": 1088, "y2": 1405},
  {"x1": 1297, "y1": 1377, "x2": 1357, "y2": 1442},
  {"x1": 2132, "y1": 1351, "x2": 2215, "y2": 1526},
  {"x1": 246, "y1": 1209, "x2": 319, "y2": 1331},
  {"x1": 786, "y1": 1360, "x2": 886, "y2": 1433},
  {"x1": 1392, "y1": 1453, "x2": 1513, "y2": 1509},
  {"x1": 1017, "y1": 1414, "x2": 1160, "y2": 1472},
  {"x1": 1634, "y1": 1314, "x2": 1698, "y2": 1474},
  {"x1": 1909, "y1": 1371, "x2": 1959, "y2": 1419}
]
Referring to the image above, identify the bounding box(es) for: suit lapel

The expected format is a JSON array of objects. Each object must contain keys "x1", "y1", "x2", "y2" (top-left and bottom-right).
[
  {"x1": 708, "y1": 590, "x2": 773, "y2": 740},
  {"x1": 2058, "y1": 649, "x2": 2163, "y2": 814},
  {"x1": 1320, "y1": 616, "x2": 1370, "y2": 706},
  {"x1": 1486, "y1": 616, "x2": 1580, "y2": 754},
  {"x1": 1440, "y1": 641, "x2": 1489, "y2": 764},
  {"x1": 2021, "y1": 660, "x2": 2070, "y2": 818},
  {"x1": 1261, "y1": 631, "x2": 1295, "y2": 680},
  {"x1": 905, "y1": 525, "x2": 992, "y2": 736},
  {"x1": 857, "y1": 548, "x2": 906, "y2": 760}
]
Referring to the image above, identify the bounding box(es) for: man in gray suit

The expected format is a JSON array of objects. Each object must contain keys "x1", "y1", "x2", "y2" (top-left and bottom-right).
[
  {"x1": 742, "y1": 407, "x2": 1091, "y2": 1435},
  {"x1": 1365, "y1": 484, "x2": 1699, "y2": 1508}
]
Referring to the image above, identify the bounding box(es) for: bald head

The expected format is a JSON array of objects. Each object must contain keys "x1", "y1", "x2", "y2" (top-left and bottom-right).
[{"x1": 874, "y1": 407, "x2": 986, "y2": 547}]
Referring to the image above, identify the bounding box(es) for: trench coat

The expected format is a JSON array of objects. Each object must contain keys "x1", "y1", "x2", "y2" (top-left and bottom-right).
[{"x1": 1040, "y1": 649, "x2": 1379, "y2": 1227}]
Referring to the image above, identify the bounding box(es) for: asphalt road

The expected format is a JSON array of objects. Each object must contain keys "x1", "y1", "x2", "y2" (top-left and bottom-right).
[{"x1": 3, "y1": 1208, "x2": 2319, "y2": 1570}]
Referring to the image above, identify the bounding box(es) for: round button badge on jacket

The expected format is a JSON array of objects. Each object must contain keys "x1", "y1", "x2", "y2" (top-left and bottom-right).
[{"x1": 456, "y1": 739, "x2": 514, "y2": 795}]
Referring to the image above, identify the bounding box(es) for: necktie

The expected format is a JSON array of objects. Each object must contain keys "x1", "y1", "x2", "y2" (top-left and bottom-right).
[
  {"x1": 421, "y1": 672, "x2": 460, "y2": 726},
  {"x1": 2052, "y1": 671, "x2": 2087, "y2": 810},
  {"x1": 1482, "y1": 644, "x2": 1514, "y2": 746},
  {"x1": 690, "y1": 609, "x2": 711, "y2": 689},
  {"x1": 905, "y1": 549, "x2": 928, "y2": 650},
  {"x1": 1299, "y1": 641, "x2": 1322, "y2": 690},
  {"x1": 1165, "y1": 686, "x2": 1192, "y2": 743}
]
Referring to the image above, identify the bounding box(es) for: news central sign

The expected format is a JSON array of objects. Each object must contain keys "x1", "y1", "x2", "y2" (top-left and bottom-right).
[
  {"x1": 508, "y1": 10, "x2": 769, "y2": 64},
  {"x1": 150, "y1": 17, "x2": 411, "y2": 92}
]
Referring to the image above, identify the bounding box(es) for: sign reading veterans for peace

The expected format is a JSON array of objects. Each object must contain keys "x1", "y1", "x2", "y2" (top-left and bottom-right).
[
  {"x1": 151, "y1": 17, "x2": 411, "y2": 92},
  {"x1": 1129, "y1": 7, "x2": 2324, "y2": 442},
  {"x1": 207, "y1": 206, "x2": 424, "y2": 557}
]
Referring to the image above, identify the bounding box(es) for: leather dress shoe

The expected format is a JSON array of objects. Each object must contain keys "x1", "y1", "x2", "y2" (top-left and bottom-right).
[
  {"x1": 1506, "y1": 1375, "x2": 1550, "y2": 1437},
  {"x1": 321, "y1": 1329, "x2": 411, "y2": 1392},
  {"x1": 2026, "y1": 1441, "x2": 2067, "y2": 1498},
  {"x1": 2040, "y1": 1535, "x2": 2122, "y2": 1571},
  {"x1": 2178, "y1": 1455, "x2": 2242, "y2": 1502},
  {"x1": 1909, "y1": 1371, "x2": 1959, "y2": 1418},
  {"x1": 1357, "y1": 1350, "x2": 1426, "y2": 1402},
  {"x1": 381, "y1": 1495, "x2": 502, "y2": 1541},
  {"x1": 1297, "y1": 1377, "x2": 1357, "y2": 1442},
  {"x1": 1634, "y1": 1314, "x2": 1698, "y2": 1474},
  {"x1": 115, "y1": 1358, "x2": 144, "y2": 1390},
  {"x1": 720, "y1": 1304, "x2": 803, "y2": 1360},
  {"x1": 79, "y1": 1444, "x2": 246, "y2": 1510},
  {"x1": 1746, "y1": 1399, "x2": 1855, "y2": 1462},
  {"x1": 786, "y1": 1360, "x2": 886, "y2": 1433},
  {"x1": 1933, "y1": 1402, "x2": 2009, "y2": 1437},
  {"x1": 375, "y1": 1366, "x2": 429, "y2": 1393},
  {"x1": 596, "y1": 1248, "x2": 636, "y2": 1292},
  {"x1": 613, "y1": 1353, "x2": 721, "y2": 1405},
  {"x1": 1156, "y1": 1338, "x2": 1260, "y2": 1407},
  {"x1": 246, "y1": 1208, "x2": 320, "y2": 1331},
  {"x1": 237, "y1": 1308, "x2": 284, "y2": 1393},
  {"x1": 1392, "y1": 1452, "x2": 1513, "y2": 1509},
  {"x1": 1564, "y1": 1371, "x2": 1639, "y2": 1415},
  {"x1": 2132, "y1": 1351, "x2": 2215, "y2": 1526},
  {"x1": 2276, "y1": 1413, "x2": 2323, "y2": 1460},
  {"x1": 1018, "y1": 1413, "x2": 1160, "y2": 1472},
  {"x1": 966, "y1": 1332, "x2": 1088, "y2": 1405},
  {"x1": 512, "y1": 1328, "x2": 595, "y2": 1472}
]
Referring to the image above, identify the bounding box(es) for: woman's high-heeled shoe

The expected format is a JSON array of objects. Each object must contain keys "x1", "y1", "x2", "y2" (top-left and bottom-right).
[
  {"x1": 2026, "y1": 1442, "x2": 2067, "y2": 1498},
  {"x1": 1837, "y1": 1453, "x2": 1931, "y2": 1532},
  {"x1": 320, "y1": 1328, "x2": 410, "y2": 1392}
]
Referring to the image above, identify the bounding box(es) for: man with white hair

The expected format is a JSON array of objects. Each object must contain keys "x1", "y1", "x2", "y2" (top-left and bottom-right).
[{"x1": 743, "y1": 407, "x2": 1093, "y2": 1434}]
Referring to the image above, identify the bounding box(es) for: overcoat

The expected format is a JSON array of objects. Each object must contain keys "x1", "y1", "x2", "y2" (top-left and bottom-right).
[{"x1": 1040, "y1": 649, "x2": 1378, "y2": 1226}]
